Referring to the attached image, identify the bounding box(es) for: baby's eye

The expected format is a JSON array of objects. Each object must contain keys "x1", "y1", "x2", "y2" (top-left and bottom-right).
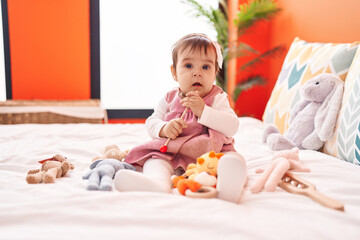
[
  {"x1": 203, "y1": 65, "x2": 210, "y2": 70},
  {"x1": 185, "y1": 64, "x2": 192, "y2": 69}
]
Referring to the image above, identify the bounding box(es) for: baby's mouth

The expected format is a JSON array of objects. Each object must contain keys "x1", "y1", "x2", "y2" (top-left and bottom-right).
[{"x1": 193, "y1": 82, "x2": 202, "y2": 86}]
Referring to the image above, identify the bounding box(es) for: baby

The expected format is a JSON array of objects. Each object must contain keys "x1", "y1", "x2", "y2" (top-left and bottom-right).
[{"x1": 114, "y1": 33, "x2": 247, "y2": 203}]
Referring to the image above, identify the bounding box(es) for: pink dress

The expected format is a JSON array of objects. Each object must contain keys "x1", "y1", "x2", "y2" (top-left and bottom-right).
[{"x1": 125, "y1": 85, "x2": 235, "y2": 170}]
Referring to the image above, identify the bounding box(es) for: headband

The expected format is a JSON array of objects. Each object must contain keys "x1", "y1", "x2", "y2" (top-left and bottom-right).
[{"x1": 212, "y1": 42, "x2": 223, "y2": 69}]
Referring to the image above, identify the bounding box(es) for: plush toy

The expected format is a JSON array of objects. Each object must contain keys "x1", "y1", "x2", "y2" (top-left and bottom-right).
[
  {"x1": 92, "y1": 144, "x2": 128, "y2": 162},
  {"x1": 172, "y1": 176, "x2": 202, "y2": 195},
  {"x1": 193, "y1": 171, "x2": 217, "y2": 187},
  {"x1": 250, "y1": 147, "x2": 310, "y2": 193},
  {"x1": 185, "y1": 151, "x2": 223, "y2": 180},
  {"x1": 263, "y1": 73, "x2": 344, "y2": 151},
  {"x1": 171, "y1": 175, "x2": 217, "y2": 198},
  {"x1": 171, "y1": 151, "x2": 223, "y2": 198},
  {"x1": 26, "y1": 154, "x2": 74, "y2": 184},
  {"x1": 83, "y1": 145, "x2": 135, "y2": 191}
]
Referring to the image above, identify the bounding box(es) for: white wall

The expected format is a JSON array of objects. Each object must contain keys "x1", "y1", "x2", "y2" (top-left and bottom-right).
[{"x1": 100, "y1": 0, "x2": 218, "y2": 109}]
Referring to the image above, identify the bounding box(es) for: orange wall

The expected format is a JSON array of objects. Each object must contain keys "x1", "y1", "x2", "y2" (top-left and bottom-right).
[
  {"x1": 234, "y1": 0, "x2": 360, "y2": 119},
  {"x1": 7, "y1": 0, "x2": 90, "y2": 100},
  {"x1": 268, "y1": 0, "x2": 360, "y2": 96},
  {"x1": 234, "y1": 19, "x2": 273, "y2": 119},
  {"x1": 7, "y1": 0, "x2": 360, "y2": 114}
]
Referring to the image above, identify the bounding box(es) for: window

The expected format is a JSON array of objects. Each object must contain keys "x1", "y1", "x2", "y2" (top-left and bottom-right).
[{"x1": 100, "y1": 0, "x2": 218, "y2": 110}]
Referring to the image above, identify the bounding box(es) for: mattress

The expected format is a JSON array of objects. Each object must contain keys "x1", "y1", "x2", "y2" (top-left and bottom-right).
[{"x1": 0, "y1": 117, "x2": 359, "y2": 240}]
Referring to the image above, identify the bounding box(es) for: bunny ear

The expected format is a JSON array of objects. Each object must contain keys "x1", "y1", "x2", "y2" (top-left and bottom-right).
[
  {"x1": 90, "y1": 160, "x2": 102, "y2": 169},
  {"x1": 315, "y1": 76, "x2": 344, "y2": 141}
]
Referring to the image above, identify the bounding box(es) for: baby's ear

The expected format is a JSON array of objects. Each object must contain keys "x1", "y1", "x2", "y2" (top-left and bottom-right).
[{"x1": 170, "y1": 65, "x2": 177, "y2": 81}]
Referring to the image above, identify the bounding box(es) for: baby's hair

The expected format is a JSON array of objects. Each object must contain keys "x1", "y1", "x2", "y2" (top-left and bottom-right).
[{"x1": 171, "y1": 33, "x2": 222, "y2": 72}]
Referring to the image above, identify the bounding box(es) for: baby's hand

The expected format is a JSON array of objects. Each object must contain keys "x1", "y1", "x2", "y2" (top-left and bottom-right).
[
  {"x1": 180, "y1": 91, "x2": 205, "y2": 118},
  {"x1": 160, "y1": 118, "x2": 187, "y2": 139}
]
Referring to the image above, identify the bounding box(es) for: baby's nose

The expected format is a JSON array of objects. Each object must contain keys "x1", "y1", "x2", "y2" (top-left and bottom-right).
[{"x1": 193, "y1": 70, "x2": 202, "y2": 77}]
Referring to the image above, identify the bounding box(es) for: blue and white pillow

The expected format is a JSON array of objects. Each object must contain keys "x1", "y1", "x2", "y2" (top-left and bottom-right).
[{"x1": 324, "y1": 47, "x2": 360, "y2": 166}]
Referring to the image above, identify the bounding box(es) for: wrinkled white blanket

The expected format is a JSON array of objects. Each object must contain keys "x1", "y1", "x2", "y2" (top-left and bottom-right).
[{"x1": 0, "y1": 117, "x2": 359, "y2": 240}]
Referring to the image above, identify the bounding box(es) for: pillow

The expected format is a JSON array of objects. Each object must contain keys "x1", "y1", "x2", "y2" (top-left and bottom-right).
[
  {"x1": 263, "y1": 37, "x2": 359, "y2": 134},
  {"x1": 324, "y1": 47, "x2": 360, "y2": 166}
]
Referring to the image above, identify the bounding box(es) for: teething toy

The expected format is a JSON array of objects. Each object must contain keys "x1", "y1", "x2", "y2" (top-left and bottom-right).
[{"x1": 160, "y1": 107, "x2": 188, "y2": 153}]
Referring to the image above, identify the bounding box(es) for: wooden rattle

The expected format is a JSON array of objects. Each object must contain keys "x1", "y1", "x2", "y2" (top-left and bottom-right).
[
  {"x1": 160, "y1": 107, "x2": 188, "y2": 153},
  {"x1": 185, "y1": 186, "x2": 217, "y2": 198},
  {"x1": 279, "y1": 172, "x2": 344, "y2": 211}
]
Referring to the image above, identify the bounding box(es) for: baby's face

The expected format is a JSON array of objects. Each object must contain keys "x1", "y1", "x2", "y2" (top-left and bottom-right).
[{"x1": 172, "y1": 47, "x2": 217, "y2": 98}]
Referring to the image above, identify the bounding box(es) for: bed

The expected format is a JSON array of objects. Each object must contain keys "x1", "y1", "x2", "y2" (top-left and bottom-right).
[
  {"x1": 2, "y1": 36, "x2": 360, "y2": 239},
  {"x1": 1, "y1": 117, "x2": 359, "y2": 240}
]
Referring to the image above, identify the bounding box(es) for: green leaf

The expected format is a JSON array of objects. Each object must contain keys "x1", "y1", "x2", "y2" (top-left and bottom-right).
[
  {"x1": 227, "y1": 42, "x2": 258, "y2": 60},
  {"x1": 238, "y1": 45, "x2": 286, "y2": 71},
  {"x1": 181, "y1": 0, "x2": 283, "y2": 110},
  {"x1": 232, "y1": 75, "x2": 266, "y2": 101},
  {"x1": 235, "y1": 0, "x2": 281, "y2": 35}
]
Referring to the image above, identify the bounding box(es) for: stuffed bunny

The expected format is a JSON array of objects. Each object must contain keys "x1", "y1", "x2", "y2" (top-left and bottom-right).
[
  {"x1": 83, "y1": 145, "x2": 136, "y2": 191},
  {"x1": 83, "y1": 159, "x2": 136, "y2": 191},
  {"x1": 263, "y1": 73, "x2": 344, "y2": 151}
]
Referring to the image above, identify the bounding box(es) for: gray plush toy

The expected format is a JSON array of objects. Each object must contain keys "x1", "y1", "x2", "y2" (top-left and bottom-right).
[
  {"x1": 263, "y1": 73, "x2": 344, "y2": 151},
  {"x1": 83, "y1": 158, "x2": 136, "y2": 191}
]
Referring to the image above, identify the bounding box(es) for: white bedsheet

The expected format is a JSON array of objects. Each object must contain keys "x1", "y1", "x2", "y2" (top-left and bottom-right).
[{"x1": 0, "y1": 117, "x2": 359, "y2": 240}]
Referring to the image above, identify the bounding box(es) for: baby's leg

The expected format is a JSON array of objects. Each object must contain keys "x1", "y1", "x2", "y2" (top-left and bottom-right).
[
  {"x1": 114, "y1": 159, "x2": 174, "y2": 193},
  {"x1": 216, "y1": 152, "x2": 247, "y2": 203}
]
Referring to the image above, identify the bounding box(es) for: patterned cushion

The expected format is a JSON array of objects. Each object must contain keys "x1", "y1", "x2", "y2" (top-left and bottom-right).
[
  {"x1": 263, "y1": 37, "x2": 359, "y2": 134},
  {"x1": 324, "y1": 47, "x2": 360, "y2": 166}
]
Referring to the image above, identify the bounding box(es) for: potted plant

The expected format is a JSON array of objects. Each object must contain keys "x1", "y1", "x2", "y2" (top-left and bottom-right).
[{"x1": 182, "y1": 0, "x2": 284, "y2": 104}]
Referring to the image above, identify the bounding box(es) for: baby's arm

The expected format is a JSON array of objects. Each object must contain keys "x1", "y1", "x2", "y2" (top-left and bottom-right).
[
  {"x1": 198, "y1": 93, "x2": 239, "y2": 137},
  {"x1": 145, "y1": 97, "x2": 186, "y2": 139},
  {"x1": 145, "y1": 98, "x2": 168, "y2": 139}
]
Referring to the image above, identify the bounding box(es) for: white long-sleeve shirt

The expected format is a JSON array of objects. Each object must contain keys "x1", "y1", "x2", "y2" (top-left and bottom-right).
[{"x1": 146, "y1": 91, "x2": 239, "y2": 139}]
